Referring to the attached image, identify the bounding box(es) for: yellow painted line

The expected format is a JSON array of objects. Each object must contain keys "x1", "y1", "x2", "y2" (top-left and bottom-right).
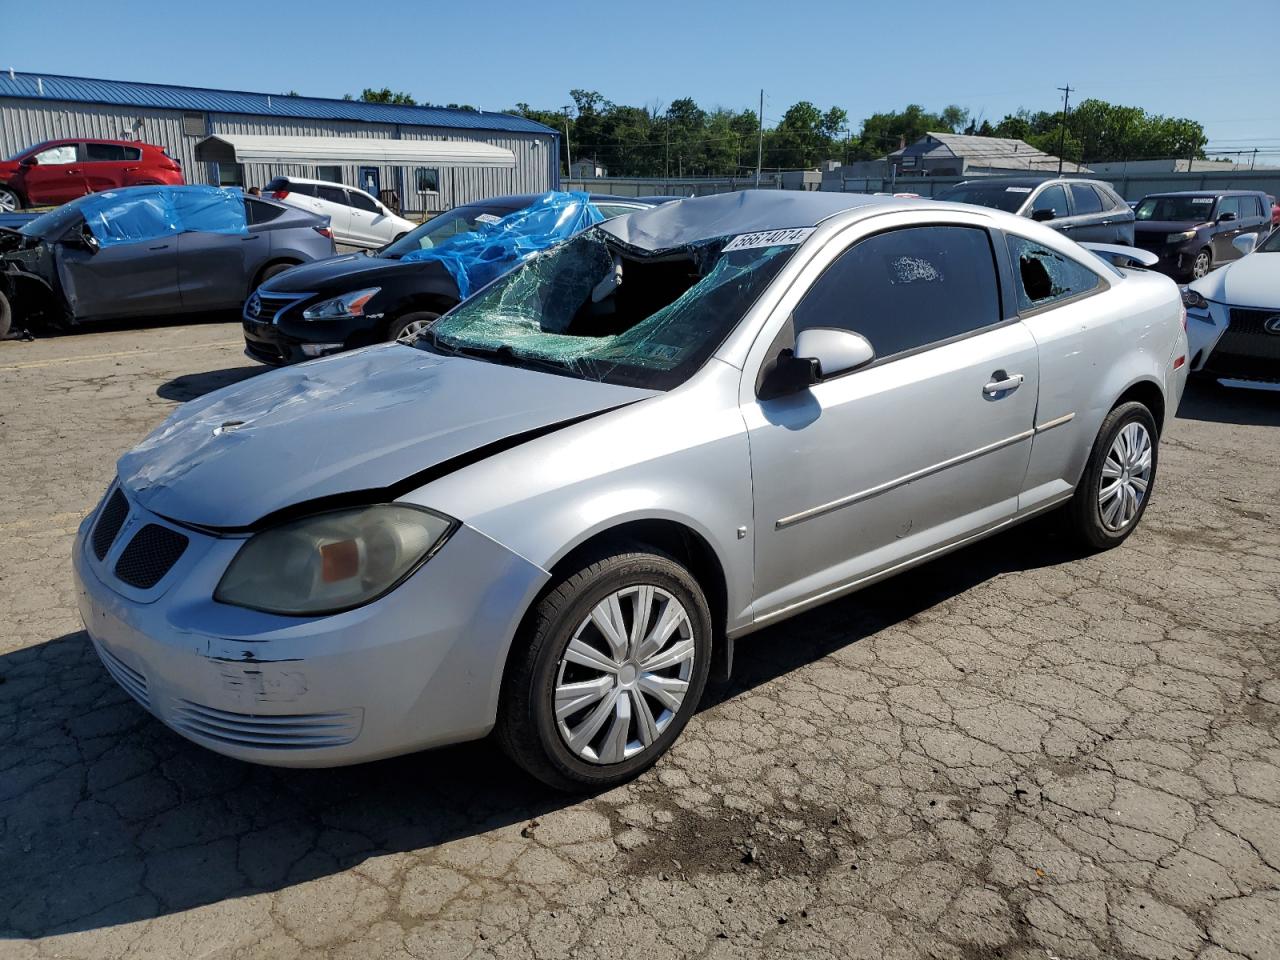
[{"x1": 2, "y1": 338, "x2": 242, "y2": 371}]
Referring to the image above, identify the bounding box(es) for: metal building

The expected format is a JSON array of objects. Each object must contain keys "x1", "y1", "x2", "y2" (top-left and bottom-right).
[{"x1": 0, "y1": 71, "x2": 559, "y2": 216}]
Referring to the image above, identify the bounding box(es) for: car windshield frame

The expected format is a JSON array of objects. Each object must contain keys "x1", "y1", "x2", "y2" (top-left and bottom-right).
[
  {"x1": 379, "y1": 202, "x2": 522, "y2": 259},
  {"x1": 936, "y1": 183, "x2": 1034, "y2": 214},
  {"x1": 1257, "y1": 229, "x2": 1280, "y2": 254},
  {"x1": 17, "y1": 196, "x2": 88, "y2": 240},
  {"x1": 411, "y1": 226, "x2": 800, "y2": 391},
  {"x1": 1135, "y1": 196, "x2": 1216, "y2": 222}
]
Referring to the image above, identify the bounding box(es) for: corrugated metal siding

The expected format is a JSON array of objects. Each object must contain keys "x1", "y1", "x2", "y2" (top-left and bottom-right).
[
  {"x1": 0, "y1": 71, "x2": 555, "y2": 136},
  {"x1": 0, "y1": 98, "x2": 557, "y2": 216}
]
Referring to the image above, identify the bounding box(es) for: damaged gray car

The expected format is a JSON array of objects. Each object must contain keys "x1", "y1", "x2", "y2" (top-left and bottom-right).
[
  {"x1": 0, "y1": 186, "x2": 333, "y2": 338},
  {"x1": 75, "y1": 191, "x2": 1186, "y2": 790}
]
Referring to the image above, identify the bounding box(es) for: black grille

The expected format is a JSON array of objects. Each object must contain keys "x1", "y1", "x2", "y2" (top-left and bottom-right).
[
  {"x1": 91, "y1": 488, "x2": 130, "y2": 560},
  {"x1": 1204, "y1": 308, "x2": 1280, "y2": 382},
  {"x1": 114, "y1": 525, "x2": 189, "y2": 590}
]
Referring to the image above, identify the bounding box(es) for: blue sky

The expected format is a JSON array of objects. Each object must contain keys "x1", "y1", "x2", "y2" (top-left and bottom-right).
[{"x1": 3, "y1": 0, "x2": 1277, "y2": 158}]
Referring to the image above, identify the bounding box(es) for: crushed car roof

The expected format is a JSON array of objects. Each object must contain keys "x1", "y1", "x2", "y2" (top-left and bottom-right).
[{"x1": 598, "y1": 190, "x2": 899, "y2": 251}]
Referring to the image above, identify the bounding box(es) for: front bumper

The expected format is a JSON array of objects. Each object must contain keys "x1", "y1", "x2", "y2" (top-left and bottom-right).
[
  {"x1": 242, "y1": 296, "x2": 385, "y2": 365},
  {"x1": 1133, "y1": 239, "x2": 1199, "y2": 280},
  {"x1": 73, "y1": 488, "x2": 548, "y2": 767},
  {"x1": 1186, "y1": 301, "x2": 1280, "y2": 386}
]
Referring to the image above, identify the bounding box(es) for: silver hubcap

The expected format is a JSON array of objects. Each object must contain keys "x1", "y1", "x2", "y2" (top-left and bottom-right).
[
  {"x1": 1193, "y1": 253, "x2": 1210, "y2": 278},
  {"x1": 394, "y1": 318, "x2": 433, "y2": 343},
  {"x1": 1099, "y1": 422, "x2": 1152, "y2": 530},
  {"x1": 554, "y1": 585, "x2": 695, "y2": 765},
  {"x1": 0, "y1": 190, "x2": 16, "y2": 212}
]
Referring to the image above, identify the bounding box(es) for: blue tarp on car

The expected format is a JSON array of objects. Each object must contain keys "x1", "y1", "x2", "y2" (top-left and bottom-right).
[
  {"x1": 80, "y1": 185, "x2": 247, "y2": 247},
  {"x1": 400, "y1": 191, "x2": 603, "y2": 299}
]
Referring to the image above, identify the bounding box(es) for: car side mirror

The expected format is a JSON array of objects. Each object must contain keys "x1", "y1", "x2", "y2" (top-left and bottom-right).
[
  {"x1": 19, "y1": 156, "x2": 37, "y2": 167},
  {"x1": 1217, "y1": 211, "x2": 1237, "y2": 223},
  {"x1": 795, "y1": 327, "x2": 876, "y2": 379},
  {"x1": 1031, "y1": 208, "x2": 1055, "y2": 222},
  {"x1": 1232, "y1": 233, "x2": 1258, "y2": 256}
]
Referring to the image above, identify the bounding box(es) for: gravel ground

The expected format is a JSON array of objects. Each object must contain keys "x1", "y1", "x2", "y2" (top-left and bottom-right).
[{"x1": 1, "y1": 320, "x2": 1278, "y2": 960}]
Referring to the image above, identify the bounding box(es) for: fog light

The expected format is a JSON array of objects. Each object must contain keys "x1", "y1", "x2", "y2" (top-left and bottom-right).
[{"x1": 300, "y1": 343, "x2": 343, "y2": 357}]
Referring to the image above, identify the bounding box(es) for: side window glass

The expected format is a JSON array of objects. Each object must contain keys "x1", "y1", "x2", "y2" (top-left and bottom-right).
[
  {"x1": 594, "y1": 203, "x2": 642, "y2": 219},
  {"x1": 793, "y1": 225, "x2": 1002, "y2": 361},
  {"x1": 316, "y1": 185, "x2": 348, "y2": 206},
  {"x1": 1006, "y1": 235, "x2": 1101, "y2": 311},
  {"x1": 347, "y1": 190, "x2": 380, "y2": 213},
  {"x1": 1069, "y1": 183, "x2": 1103, "y2": 215},
  {"x1": 84, "y1": 143, "x2": 132, "y2": 162},
  {"x1": 34, "y1": 144, "x2": 77, "y2": 165},
  {"x1": 1031, "y1": 184, "x2": 1069, "y2": 219}
]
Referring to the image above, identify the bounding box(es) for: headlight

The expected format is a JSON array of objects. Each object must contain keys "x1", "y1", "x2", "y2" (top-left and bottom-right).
[
  {"x1": 302, "y1": 287, "x2": 381, "y2": 320},
  {"x1": 1180, "y1": 287, "x2": 1209, "y2": 310},
  {"x1": 215, "y1": 504, "x2": 455, "y2": 615},
  {"x1": 1166, "y1": 230, "x2": 1196, "y2": 244}
]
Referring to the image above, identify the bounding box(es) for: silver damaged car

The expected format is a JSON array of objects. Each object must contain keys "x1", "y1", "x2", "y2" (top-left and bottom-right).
[{"x1": 74, "y1": 191, "x2": 1189, "y2": 790}]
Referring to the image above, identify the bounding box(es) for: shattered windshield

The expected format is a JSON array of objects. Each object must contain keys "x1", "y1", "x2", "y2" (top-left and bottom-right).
[
  {"x1": 18, "y1": 197, "x2": 88, "y2": 239},
  {"x1": 414, "y1": 228, "x2": 797, "y2": 390}
]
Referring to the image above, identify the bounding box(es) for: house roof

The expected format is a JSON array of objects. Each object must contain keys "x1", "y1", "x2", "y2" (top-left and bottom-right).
[
  {"x1": 195, "y1": 135, "x2": 516, "y2": 167},
  {"x1": 0, "y1": 71, "x2": 556, "y2": 137},
  {"x1": 892, "y1": 132, "x2": 1088, "y2": 173}
]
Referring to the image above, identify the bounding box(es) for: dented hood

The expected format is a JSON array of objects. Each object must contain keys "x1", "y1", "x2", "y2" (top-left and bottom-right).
[{"x1": 118, "y1": 344, "x2": 655, "y2": 528}]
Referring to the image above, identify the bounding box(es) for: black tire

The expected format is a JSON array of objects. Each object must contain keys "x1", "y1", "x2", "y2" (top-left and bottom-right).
[
  {"x1": 1190, "y1": 247, "x2": 1213, "y2": 280},
  {"x1": 497, "y1": 548, "x2": 713, "y2": 792},
  {"x1": 386, "y1": 310, "x2": 440, "y2": 342},
  {"x1": 1065, "y1": 401, "x2": 1159, "y2": 551},
  {"x1": 256, "y1": 261, "x2": 297, "y2": 288},
  {"x1": 0, "y1": 289, "x2": 11, "y2": 341},
  {"x1": 0, "y1": 185, "x2": 22, "y2": 212}
]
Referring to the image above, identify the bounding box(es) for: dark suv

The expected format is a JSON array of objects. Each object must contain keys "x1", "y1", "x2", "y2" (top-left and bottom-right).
[
  {"x1": 1132, "y1": 190, "x2": 1271, "y2": 280},
  {"x1": 935, "y1": 177, "x2": 1135, "y2": 244}
]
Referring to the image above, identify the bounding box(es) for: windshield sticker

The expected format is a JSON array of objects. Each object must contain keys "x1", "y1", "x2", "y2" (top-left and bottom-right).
[
  {"x1": 474, "y1": 214, "x2": 502, "y2": 225},
  {"x1": 1005, "y1": 187, "x2": 1033, "y2": 193},
  {"x1": 1191, "y1": 198, "x2": 1213, "y2": 204},
  {"x1": 722, "y1": 227, "x2": 814, "y2": 252}
]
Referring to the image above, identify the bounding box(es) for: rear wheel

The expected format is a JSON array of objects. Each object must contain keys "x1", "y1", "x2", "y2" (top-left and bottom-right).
[
  {"x1": 256, "y1": 261, "x2": 297, "y2": 287},
  {"x1": 0, "y1": 289, "x2": 12, "y2": 340},
  {"x1": 497, "y1": 549, "x2": 712, "y2": 792},
  {"x1": 387, "y1": 310, "x2": 440, "y2": 343},
  {"x1": 1065, "y1": 401, "x2": 1159, "y2": 550},
  {"x1": 1190, "y1": 247, "x2": 1213, "y2": 279},
  {"x1": 0, "y1": 186, "x2": 21, "y2": 212}
]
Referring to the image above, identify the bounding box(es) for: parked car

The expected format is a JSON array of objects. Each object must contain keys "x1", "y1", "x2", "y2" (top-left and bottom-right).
[
  {"x1": 1181, "y1": 228, "x2": 1280, "y2": 388},
  {"x1": 1132, "y1": 190, "x2": 1272, "y2": 281},
  {"x1": 935, "y1": 177, "x2": 1135, "y2": 245},
  {"x1": 264, "y1": 176, "x2": 416, "y2": 250},
  {"x1": 0, "y1": 186, "x2": 333, "y2": 333},
  {"x1": 243, "y1": 192, "x2": 669, "y2": 365},
  {"x1": 0, "y1": 139, "x2": 184, "y2": 211},
  {"x1": 76, "y1": 191, "x2": 1187, "y2": 789}
]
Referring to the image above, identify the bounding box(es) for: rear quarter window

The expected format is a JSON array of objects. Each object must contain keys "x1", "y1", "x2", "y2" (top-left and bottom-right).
[{"x1": 1006, "y1": 235, "x2": 1102, "y2": 312}]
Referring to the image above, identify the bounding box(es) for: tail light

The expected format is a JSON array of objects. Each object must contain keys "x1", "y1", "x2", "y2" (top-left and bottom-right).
[
  {"x1": 271, "y1": 190, "x2": 289, "y2": 200},
  {"x1": 314, "y1": 226, "x2": 333, "y2": 239}
]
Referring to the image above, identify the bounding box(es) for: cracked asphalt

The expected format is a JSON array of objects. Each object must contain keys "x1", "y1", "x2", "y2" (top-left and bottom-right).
[{"x1": 1, "y1": 320, "x2": 1278, "y2": 960}]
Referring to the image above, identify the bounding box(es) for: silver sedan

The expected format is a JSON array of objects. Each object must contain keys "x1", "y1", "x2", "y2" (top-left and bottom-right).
[{"x1": 73, "y1": 191, "x2": 1188, "y2": 790}]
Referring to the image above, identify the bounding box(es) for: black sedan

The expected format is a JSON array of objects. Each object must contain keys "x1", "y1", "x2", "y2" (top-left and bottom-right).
[
  {"x1": 936, "y1": 177, "x2": 1135, "y2": 245},
  {"x1": 242, "y1": 193, "x2": 670, "y2": 365}
]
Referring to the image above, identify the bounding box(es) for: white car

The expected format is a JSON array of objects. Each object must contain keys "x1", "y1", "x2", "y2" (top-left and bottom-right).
[
  {"x1": 1182, "y1": 230, "x2": 1280, "y2": 390},
  {"x1": 264, "y1": 176, "x2": 415, "y2": 250}
]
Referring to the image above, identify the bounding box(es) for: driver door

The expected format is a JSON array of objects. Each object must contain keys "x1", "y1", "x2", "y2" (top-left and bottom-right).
[
  {"x1": 743, "y1": 222, "x2": 1039, "y2": 621},
  {"x1": 22, "y1": 143, "x2": 86, "y2": 206},
  {"x1": 57, "y1": 224, "x2": 181, "y2": 320}
]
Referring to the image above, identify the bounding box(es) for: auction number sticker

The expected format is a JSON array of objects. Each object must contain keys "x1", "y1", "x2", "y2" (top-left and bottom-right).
[
  {"x1": 722, "y1": 227, "x2": 815, "y2": 251},
  {"x1": 1005, "y1": 186, "x2": 1033, "y2": 193},
  {"x1": 475, "y1": 213, "x2": 502, "y2": 225}
]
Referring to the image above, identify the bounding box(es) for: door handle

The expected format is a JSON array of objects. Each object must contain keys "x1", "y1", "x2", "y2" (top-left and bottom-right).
[
  {"x1": 983, "y1": 372, "x2": 1024, "y2": 397},
  {"x1": 148, "y1": 244, "x2": 169, "y2": 251},
  {"x1": 241, "y1": 235, "x2": 261, "y2": 240}
]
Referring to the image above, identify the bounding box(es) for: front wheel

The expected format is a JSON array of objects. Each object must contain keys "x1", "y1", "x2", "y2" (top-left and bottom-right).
[
  {"x1": 497, "y1": 549, "x2": 712, "y2": 791},
  {"x1": 387, "y1": 311, "x2": 440, "y2": 343},
  {"x1": 1190, "y1": 247, "x2": 1213, "y2": 280},
  {"x1": 0, "y1": 186, "x2": 21, "y2": 212},
  {"x1": 1065, "y1": 401, "x2": 1159, "y2": 550}
]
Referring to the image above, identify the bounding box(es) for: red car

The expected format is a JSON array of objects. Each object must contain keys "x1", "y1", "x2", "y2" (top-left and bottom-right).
[{"x1": 0, "y1": 138, "x2": 184, "y2": 211}]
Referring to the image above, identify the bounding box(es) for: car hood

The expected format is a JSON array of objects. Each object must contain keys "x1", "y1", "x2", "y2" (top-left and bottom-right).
[
  {"x1": 118, "y1": 344, "x2": 656, "y2": 528},
  {"x1": 1189, "y1": 252, "x2": 1280, "y2": 308},
  {"x1": 1134, "y1": 220, "x2": 1207, "y2": 235},
  {"x1": 259, "y1": 252, "x2": 419, "y2": 293}
]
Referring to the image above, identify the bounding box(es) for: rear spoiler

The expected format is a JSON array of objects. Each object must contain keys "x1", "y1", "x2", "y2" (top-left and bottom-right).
[{"x1": 1080, "y1": 243, "x2": 1159, "y2": 270}]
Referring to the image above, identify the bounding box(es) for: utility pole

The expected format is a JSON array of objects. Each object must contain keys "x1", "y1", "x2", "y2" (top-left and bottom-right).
[
  {"x1": 1056, "y1": 84, "x2": 1072, "y2": 176},
  {"x1": 562, "y1": 105, "x2": 573, "y2": 177},
  {"x1": 755, "y1": 89, "x2": 764, "y2": 189},
  {"x1": 1251, "y1": 147, "x2": 1258, "y2": 171}
]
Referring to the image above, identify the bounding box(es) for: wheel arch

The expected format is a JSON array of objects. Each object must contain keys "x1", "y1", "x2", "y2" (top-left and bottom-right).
[
  {"x1": 1112, "y1": 376, "x2": 1166, "y2": 437},
  {"x1": 249, "y1": 257, "x2": 303, "y2": 292}
]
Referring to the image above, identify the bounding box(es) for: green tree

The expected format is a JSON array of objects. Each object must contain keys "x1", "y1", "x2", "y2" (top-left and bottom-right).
[{"x1": 359, "y1": 87, "x2": 416, "y2": 105}]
